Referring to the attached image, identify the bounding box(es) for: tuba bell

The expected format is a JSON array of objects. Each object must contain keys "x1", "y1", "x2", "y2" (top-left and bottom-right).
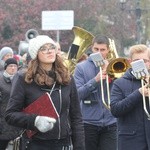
[{"x1": 64, "y1": 26, "x2": 94, "y2": 74}]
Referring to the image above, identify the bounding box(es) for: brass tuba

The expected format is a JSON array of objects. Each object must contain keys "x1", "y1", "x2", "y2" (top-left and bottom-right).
[{"x1": 64, "y1": 26, "x2": 94, "y2": 74}]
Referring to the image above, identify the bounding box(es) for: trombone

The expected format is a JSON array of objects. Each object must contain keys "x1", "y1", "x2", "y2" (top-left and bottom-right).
[
  {"x1": 141, "y1": 78, "x2": 150, "y2": 119},
  {"x1": 131, "y1": 59, "x2": 150, "y2": 119},
  {"x1": 106, "y1": 39, "x2": 131, "y2": 79},
  {"x1": 99, "y1": 66, "x2": 111, "y2": 110},
  {"x1": 90, "y1": 51, "x2": 111, "y2": 110},
  {"x1": 100, "y1": 39, "x2": 131, "y2": 110}
]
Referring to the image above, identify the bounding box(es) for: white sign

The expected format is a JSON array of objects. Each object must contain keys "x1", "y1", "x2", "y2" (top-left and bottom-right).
[{"x1": 42, "y1": 10, "x2": 74, "y2": 30}]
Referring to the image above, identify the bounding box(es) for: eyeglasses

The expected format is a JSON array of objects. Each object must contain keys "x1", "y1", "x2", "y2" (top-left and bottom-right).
[{"x1": 39, "y1": 45, "x2": 56, "y2": 54}]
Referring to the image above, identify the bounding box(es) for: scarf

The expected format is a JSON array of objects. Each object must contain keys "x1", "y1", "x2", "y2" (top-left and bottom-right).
[{"x1": 3, "y1": 71, "x2": 14, "y2": 81}]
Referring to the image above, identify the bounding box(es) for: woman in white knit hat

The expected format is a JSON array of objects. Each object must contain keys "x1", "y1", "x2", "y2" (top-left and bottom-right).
[{"x1": 5, "y1": 35, "x2": 85, "y2": 150}]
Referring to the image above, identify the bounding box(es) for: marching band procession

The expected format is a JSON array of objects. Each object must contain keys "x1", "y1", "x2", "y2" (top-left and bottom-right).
[{"x1": 0, "y1": 25, "x2": 150, "y2": 150}]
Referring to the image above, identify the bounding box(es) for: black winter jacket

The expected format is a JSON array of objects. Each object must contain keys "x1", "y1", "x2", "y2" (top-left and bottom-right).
[
  {"x1": 111, "y1": 68, "x2": 150, "y2": 150},
  {"x1": 5, "y1": 72, "x2": 85, "y2": 150}
]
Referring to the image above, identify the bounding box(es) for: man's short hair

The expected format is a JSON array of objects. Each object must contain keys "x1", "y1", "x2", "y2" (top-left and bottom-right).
[
  {"x1": 129, "y1": 44, "x2": 150, "y2": 59},
  {"x1": 92, "y1": 35, "x2": 109, "y2": 48}
]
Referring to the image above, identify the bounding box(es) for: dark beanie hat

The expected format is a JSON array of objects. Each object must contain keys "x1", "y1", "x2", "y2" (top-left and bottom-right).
[{"x1": 4, "y1": 58, "x2": 18, "y2": 70}]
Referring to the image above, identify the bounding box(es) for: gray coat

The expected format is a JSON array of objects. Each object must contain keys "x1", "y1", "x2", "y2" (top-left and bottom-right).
[{"x1": 0, "y1": 72, "x2": 20, "y2": 140}]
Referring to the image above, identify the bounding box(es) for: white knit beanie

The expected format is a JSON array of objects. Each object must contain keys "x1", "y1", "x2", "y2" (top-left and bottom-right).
[
  {"x1": 0, "y1": 47, "x2": 13, "y2": 61},
  {"x1": 28, "y1": 35, "x2": 56, "y2": 59}
]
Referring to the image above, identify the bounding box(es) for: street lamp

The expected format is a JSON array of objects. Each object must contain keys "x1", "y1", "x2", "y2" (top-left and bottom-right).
[
  {"x1": 119, "y1": 0, "x2": 149, "y2": 46},
  {"x1": 135, "y1": 0, "x2": 142, "y2": 44},
  {"x1": 119, "y1": 0, "x2": 126, "y2": 11},
  {"x1": 119, "y1": 0, "x2": 126, "y2": 55}
]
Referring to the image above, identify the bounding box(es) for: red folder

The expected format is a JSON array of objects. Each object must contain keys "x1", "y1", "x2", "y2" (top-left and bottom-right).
[{"x1": 23, "y1": 92, "x2": 59, "y2": 138}]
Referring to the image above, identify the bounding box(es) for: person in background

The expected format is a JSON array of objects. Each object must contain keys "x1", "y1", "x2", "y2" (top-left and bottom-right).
[
  {"x1": 110, "y1": 44, "x2": 150, "y2": 150},
  {"x1": 55, "y1": 41, "x2": 69, "y2": 63},
  {"x1": 0, "y1": 58, "x2": 20, "y2": 150},
  {"x1": 55, "y1": 42, "x2": 62, "y2": 56},
  {"x1": 77, "y1": 53, "x2": 88, "y2": 63},
  {"x1": 86, "y1": 46, "x2": 92, "y2": 56},
  {"x1": 74, "y1": 35, "x2": 117, "y2": 150},
  {"x1": 13, "y1": 54, "x2": 24, "y2": 68},
  {"x1": 0, "y1": 47, "x2": 14, "y2": 71},
  {"x1": 5, "y1": 35, "x2": 85, "y2": 150}
]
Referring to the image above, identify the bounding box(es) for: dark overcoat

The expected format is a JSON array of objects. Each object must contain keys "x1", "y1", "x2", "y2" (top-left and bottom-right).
[
  {"x1": 0, "y1": 72, "x2": 20, "y2": 140},
  {"x1": 111, "y1": 68, "x2": 150, "y2": 150}
]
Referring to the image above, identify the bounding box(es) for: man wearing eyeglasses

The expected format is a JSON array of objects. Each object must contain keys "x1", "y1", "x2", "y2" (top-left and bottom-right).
[
  {"x1": 0, "y1": 58, "x2": 20, "y2": 150},
  {"x1": 110, "y1": 44, "x2": 150, "y2": 150}
]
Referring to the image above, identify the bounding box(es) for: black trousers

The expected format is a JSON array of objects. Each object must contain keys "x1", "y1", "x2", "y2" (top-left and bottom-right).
[
  {"x1": 84, "y1": 123, "x2": 117, "y2": 150},
  {"x1": 21, "y1": 137, "x2": 72, "y2": 150},
  {"x1": 0, "y1": 140, "x2": 10, "y2": 150}
]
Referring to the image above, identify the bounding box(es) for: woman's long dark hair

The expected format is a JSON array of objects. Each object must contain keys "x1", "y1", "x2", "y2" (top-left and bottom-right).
[{"x1": 25, "y1": 55, "x2": 71, "y2": 86}]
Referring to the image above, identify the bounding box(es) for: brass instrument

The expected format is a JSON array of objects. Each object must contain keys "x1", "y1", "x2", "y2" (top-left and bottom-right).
[
  {"x1": 100, "y1": 39, "x2": 131, "y2": 110},
  {"x1": 64, "y1": 26, "x2": 94, "y2": 74},
  {"x1": 131, "y1": 59, "x2": 150, "y2": 119},
  {"x1": 106, "y1": 39, "x2": 131, "y2": 79},
  {"x1": 141, "y1": 78, "x2": 150, "y2": 119}
]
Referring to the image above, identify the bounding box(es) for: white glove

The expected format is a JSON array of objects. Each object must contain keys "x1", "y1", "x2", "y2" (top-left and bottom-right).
[{"x1": 34, "y1": 116, "x2": 56, "y2": 133}]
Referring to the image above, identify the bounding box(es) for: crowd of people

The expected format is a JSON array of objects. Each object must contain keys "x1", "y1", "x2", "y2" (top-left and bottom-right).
[{"x1": 0, "y1": 30, "x2": 150, "y2": 150}]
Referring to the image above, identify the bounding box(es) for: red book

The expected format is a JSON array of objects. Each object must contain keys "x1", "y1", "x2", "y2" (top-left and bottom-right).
[{"x1": 23, "y1": 92, "x2": 59, "y2": 138}]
